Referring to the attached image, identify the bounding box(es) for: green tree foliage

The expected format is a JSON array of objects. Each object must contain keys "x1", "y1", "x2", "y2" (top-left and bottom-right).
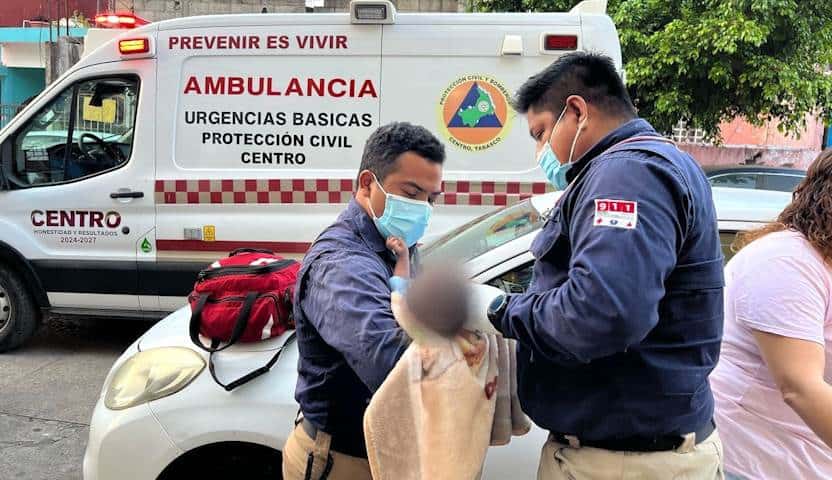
[{"x1": 474, "y1": 0, "x2": 832, "y2": 141}]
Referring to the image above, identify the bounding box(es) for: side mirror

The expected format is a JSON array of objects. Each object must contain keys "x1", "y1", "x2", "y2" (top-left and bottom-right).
[
  {"x1": 0, "y1": 140, "x2": 13, "y2": 190},
  {"x1": 90, "y1": 82, "x2": 126, "y2": 107}
]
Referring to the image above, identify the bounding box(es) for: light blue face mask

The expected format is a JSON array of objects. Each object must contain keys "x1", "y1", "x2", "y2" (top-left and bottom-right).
[
  {"x1": 536, "y1": 106, "x2": 588, "y2": 190},
  {"x1": 370, "y1": 176, "x2": 433, "y2": 247}
]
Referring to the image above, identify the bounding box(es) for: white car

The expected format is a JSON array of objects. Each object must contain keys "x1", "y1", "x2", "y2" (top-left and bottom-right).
[{"x1": 83, "y1": 187, "x2": 791, "y2": 480}]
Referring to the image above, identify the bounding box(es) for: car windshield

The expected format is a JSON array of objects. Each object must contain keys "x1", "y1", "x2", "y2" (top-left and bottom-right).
[{"x1": 423, "y1": 200, "x2": 544, "y2": 263}]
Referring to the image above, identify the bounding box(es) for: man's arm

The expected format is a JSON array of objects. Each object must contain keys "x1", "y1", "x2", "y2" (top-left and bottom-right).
[
  {"x1": 301, "y1": 251, "x2": 409, "y2": 392},
  {"x1": 492, "y1": 155, "x2": 685, "y2": 365}
]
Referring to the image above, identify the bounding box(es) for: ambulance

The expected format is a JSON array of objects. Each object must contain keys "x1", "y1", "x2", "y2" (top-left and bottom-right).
[{"x1": 0, "y1": 0, "x2": 620, "y2": 351}]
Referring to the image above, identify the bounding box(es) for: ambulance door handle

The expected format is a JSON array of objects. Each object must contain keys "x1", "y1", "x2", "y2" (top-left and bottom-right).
[{"x1": 110, "y1": 190, "x2": 144, "y2": 199}]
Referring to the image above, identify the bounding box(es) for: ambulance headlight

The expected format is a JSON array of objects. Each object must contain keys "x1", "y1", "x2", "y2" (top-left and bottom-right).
[{"x1": 104, "y1": 347, "x2": 204, "y2": 410}]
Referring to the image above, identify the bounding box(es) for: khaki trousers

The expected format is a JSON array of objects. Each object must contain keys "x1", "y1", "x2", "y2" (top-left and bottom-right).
[
  {"x1": 538, "y1": 431, "x2": 725, "y2": 480},
  {"x1": 282, "y1": 424, "x2": 372, "y2": 480}
]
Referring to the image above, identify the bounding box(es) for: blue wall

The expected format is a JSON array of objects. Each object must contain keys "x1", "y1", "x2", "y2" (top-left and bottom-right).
[
  {"x1": 0, "y1": 27, "x2": 86, "y2": 107},
  {"x1": 0, "y1": 27, "x2": 87, "y2": 43},
  {"x1": 0, "y1": 64, "x2": 45, "y2": 105},
  {"x1": 825, "y1": 126, "x2": 831, "y2": 149}
]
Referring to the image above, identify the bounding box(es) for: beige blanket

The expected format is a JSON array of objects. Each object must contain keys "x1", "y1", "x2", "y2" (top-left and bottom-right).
[{"x1": 363, "y1": 293, "x2": 530, "y2": 480}]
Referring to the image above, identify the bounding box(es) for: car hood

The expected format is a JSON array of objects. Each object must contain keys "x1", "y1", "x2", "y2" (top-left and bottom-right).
[
  {"x1": 137, "y1": 285, "x2": 506, "y2": 352},
  {"x1": 137, "y1": 305, "x2": 290, "y2": 352}
]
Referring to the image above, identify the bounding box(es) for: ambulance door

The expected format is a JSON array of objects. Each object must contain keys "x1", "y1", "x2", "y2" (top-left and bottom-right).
[
  {"x1": 0, "y1": 64, "x2": 155, "y2": 314},
  {"x1": 379, "y1": 15, "x2": 589, "y2": 239}
]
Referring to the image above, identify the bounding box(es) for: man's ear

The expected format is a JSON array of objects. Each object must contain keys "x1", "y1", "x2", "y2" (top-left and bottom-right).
[
  {"x1": 566, "y1": 95, "x2": 589, "y2": 125},
  {"x1": 356, "y1": 170, "x2": 375, "y2": 200}
]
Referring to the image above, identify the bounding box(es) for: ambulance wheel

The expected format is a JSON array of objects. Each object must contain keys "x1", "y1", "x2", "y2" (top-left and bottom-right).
[{"x1": 0, "y1": 266, "x2": 41, "y2": 353}]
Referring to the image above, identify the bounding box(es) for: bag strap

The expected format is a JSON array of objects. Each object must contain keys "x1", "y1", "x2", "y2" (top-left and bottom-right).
[
  {"x1": 208, "y1": 331, "x2": 297, "y2": 392},
  {"x1": 229, "y1": 247, "x2": 275, "y2": 257},
  {"x1": 189, "y1": 291, "x2": 258, "y2": 353}
]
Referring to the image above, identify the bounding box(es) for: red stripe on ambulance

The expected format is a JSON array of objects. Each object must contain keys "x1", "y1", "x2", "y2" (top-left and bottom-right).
[
  {"x1": 154, "y1": 179, "x2": 552, "y2": 206},
  {"x1": 156, "y1": 240, "x2": 311, "y2": 253}
]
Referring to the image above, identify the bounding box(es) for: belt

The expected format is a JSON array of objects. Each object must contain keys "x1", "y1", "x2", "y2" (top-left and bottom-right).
[
  {"x1": 300, "y1": 418, "x2": 367, "y2": 459},
  {"x1": 551, "y1": 419, "x2": 716, "y2": 452}
]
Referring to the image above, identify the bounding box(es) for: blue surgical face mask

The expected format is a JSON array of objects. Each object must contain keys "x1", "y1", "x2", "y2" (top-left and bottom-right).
[
  {"x1": 536, "y1": 106, "x2": 588, "y2": 190},
  {"x1": 369, "y1": 176, "x2": 433, "y2": 247}
]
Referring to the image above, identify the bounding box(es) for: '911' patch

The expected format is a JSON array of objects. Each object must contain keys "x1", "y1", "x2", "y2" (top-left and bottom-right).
[{"x1": 594, "y1": 199, "x2": 638, "y2": 229}]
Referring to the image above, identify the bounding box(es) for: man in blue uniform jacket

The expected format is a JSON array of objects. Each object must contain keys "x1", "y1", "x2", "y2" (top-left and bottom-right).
[
  {"x1": 283, "y1": 122, "x2": 444, "y2": 480},
  {"x1": 487, "y1": 52, "x2": 726, "y2": 479}
]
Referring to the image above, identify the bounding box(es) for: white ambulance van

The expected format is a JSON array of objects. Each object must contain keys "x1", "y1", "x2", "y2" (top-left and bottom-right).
[{"x1": 0, "y1": 0, "x2": 620, "y2": 350}]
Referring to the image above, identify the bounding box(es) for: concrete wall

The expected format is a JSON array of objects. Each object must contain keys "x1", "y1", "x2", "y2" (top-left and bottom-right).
[
  {"x1": 318, "y1": 0, "x2": 461, "y2": 12},
  {"x1": 0, "y1": 0, "x2": 97, "y2": 28},
  {"x1": 680, "y1": 144, "x2": 821, "y2": 170},
  {"x1": 721, "y1": 115, "x2": 825, "y2": 151},
  {"x1": 681, "y1": 115, "x2": 827, "y2": 169},
  {"x1": 132, "y1": 0, "x2": 460, "y2": 20},
  {"x1": 132, "y1": 0, "x2": 308, "y2": 21}
]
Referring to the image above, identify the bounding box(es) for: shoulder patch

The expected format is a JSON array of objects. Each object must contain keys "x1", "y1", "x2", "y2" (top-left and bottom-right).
[{"x1": 594, "y1": 199, "x2": 637, "y2": 229}]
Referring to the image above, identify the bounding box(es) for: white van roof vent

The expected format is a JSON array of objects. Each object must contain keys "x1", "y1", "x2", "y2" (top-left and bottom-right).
[
  {"x1": 351, "y1": 0, "x2": 397, "y2": 24},
  {"x1": 569, "y1": 0, "x2": 607, "y2": 14}
]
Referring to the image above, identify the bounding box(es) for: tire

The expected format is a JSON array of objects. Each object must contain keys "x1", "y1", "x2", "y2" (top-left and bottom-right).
[
  {"x1": 157, "y1": 442, "x2": 282, "y2": 480},
  {"x1": 0, "y1": 265, "x2": 41, "y2": 352}
]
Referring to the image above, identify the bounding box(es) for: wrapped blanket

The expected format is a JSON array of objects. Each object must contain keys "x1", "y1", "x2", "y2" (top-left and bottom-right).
[{"x1": 363, "y1": 292, "x2": 530, "y2": 480}]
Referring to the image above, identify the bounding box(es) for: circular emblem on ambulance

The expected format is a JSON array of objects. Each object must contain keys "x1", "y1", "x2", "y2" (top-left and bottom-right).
[{"x1": 438, "y1": 75, "x2": 514, "y2": 152}]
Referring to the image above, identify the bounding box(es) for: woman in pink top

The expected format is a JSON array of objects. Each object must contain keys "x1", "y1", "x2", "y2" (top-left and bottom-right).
[{"x1": 711, "y1": 149, "x2": 832, "y2": 480}]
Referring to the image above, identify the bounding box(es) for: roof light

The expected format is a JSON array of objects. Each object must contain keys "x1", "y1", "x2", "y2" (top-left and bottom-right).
[
  {"x1": 542, "y1": 34, "x2": 578, "y2": 51},
  {"x1": 94, "y1": 12, "x2": 149, "y2": 29},
  {"x1": 119, "y1": 38, "x2": 150, "y2": 54},
  {"x1": 350, "y1": 0, "x2": 396, "y2": 24},
  {"x1": 356, "y1": 5, "x2": 386, "y2": 19}
]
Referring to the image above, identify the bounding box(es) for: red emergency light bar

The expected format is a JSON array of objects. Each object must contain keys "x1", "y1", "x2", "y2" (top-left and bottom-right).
[
  {"x1": 94, "y1": 12, "x2": 150, "y2": 29},
  {"x1": 544, "y1": 34, "x2": 578, "y2": 51}
]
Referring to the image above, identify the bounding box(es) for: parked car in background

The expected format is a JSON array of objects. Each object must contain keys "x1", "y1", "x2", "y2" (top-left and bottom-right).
[
  {"x1": 83, "y1": 187, "x2": 792, "y2": 480},
  {"x1": 705, "y1": 165, "x2": 805, "y2": 192}
]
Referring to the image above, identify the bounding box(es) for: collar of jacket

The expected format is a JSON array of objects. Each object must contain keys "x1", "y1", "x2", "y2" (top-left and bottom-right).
[
  {"x1": 346, "y1": 198, "x2": 390, "y2": 254},
  {"x1": 565, "y1": 118, "x2": 660, "y2": 183}
]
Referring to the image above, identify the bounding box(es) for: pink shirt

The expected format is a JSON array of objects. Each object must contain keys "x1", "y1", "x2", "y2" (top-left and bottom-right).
[{"x1": 711, "y1": 230, "x2": 832, "y2": 479}]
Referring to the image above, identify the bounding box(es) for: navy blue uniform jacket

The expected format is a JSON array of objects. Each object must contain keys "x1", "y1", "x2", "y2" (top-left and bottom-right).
[
  {"x1": 491, "y1": 119, "x2": 724, "y2": 440},
  {"x1": 293, "y1": 199, "x2": 411, "y2": 457}
]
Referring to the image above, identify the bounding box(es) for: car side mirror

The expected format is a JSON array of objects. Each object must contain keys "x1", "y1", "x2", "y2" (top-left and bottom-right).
[
  {"x1": 90, "y1": 83, "x2": 126, "y2": 107},
  {"x1": 0, "y1": 139, "x2": 13, "y2": 190}
]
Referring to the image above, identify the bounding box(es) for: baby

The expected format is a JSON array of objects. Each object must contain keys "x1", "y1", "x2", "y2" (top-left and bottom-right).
[
  {"x1": 366, "y1": 240, "x2": 529, "y2": 480},
  {"x1": 386, "y1": 236, "x2": 469, "y2": 339}
]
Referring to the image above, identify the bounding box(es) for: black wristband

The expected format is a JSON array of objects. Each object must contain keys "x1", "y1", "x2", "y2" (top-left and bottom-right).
[{"x1": 487, "y1": 294, "x2": 508, "y2": 328}]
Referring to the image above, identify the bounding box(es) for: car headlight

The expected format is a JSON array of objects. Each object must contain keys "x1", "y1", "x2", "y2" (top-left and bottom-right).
[{"x1": 104, "y1": 347, "x2": 205, "y2": 410}]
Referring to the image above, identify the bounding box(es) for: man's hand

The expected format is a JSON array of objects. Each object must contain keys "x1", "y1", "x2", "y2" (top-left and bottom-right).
[{"x1": 386, "y1": 236, "x2": 409, "y2": 259}]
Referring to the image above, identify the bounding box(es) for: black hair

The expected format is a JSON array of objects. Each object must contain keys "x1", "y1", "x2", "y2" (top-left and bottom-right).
[
  {"x1": 513, "y1": 52, "x2": 636, "y2": 118},
  {"x1": 358, "y1": 122, "x2": 445, "y2": 183}
]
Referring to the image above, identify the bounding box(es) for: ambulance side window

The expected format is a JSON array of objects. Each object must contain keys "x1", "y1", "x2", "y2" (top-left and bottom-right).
[{"x1": 10, "y1": 76, "x2": 139, "y2": 187}]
